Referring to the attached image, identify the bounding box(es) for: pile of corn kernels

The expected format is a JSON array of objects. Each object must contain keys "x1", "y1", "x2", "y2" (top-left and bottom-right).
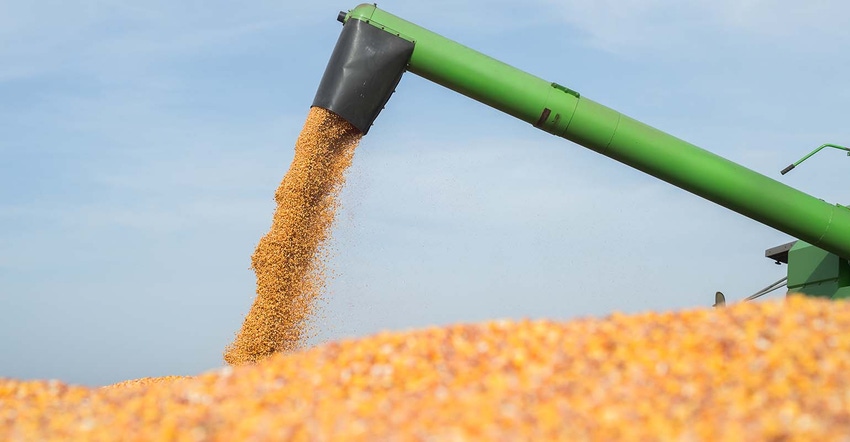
[{"x1": 4, "y1": 296, "x2": 850, "y2": 440}]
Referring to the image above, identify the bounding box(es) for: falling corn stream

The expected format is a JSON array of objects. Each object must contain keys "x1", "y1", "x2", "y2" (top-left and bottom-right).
[{"x1": 223, "y1": 107, "x2": 360, "y2": 365}]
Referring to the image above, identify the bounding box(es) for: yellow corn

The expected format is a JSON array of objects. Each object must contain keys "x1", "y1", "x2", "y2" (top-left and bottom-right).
[{"x1": 4, "y1": 297, "x2": 850, "y2": 440}]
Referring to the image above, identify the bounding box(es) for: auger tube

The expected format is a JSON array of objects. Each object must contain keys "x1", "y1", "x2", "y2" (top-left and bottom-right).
[{"x1": 315, "y1": 4, "x2": 850, "y2": 262}]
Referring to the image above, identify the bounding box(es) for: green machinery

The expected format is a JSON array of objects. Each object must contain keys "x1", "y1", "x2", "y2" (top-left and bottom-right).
[{"x1": 312, "y1": 4, "x2": 850, "y2": 301}]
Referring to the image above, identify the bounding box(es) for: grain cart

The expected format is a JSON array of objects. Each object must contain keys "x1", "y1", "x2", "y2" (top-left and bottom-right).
[{"x1": 313, "y1": 4, "x2": 850, "y2": 301}]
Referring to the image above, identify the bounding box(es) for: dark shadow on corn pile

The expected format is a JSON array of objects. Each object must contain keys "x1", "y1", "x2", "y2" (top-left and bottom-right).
[{"x1": 4, "y1": 296, "x2": 850, "y2": 440}]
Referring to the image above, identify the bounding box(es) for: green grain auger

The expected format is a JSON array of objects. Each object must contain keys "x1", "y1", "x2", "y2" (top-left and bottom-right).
[{"x1": 313, "y1": 4, "x2": 850, "y2": 301}]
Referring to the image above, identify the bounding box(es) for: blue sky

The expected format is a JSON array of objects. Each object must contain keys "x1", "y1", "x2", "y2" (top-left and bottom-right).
[{"x1": 2, "y1": 1, "x2": 848, "y2": 386}]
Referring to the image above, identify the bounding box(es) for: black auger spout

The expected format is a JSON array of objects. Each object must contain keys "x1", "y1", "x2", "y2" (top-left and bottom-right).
[{"x1": 311, "y1": 15, "x2": 414, "y2": 134}]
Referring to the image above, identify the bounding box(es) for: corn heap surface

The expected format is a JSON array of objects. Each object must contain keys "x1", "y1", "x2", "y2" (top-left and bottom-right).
[
  {"x1": 223, "y1": 107, "x2": 361, "y2": 365},
  {"x1": 4, "y1": 296, "x2": 850, "y2": 441}
]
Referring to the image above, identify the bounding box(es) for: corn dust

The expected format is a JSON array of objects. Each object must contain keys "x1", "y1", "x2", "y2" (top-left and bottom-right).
[{"x1": 223, "y1": 107, "x2": 361, "y2": 365}]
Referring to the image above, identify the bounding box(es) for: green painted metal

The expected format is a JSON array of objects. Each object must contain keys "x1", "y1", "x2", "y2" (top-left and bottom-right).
[
  {"x1": 781, "y1": 143, "x2": 850, "y2": 175},
  {"x1": 835, "y1": 286, "x2": 850, "y2": 300},
  {"x1": 339, "y1": 4, "x2": 850, "y2": 263},
  {"x1": 345, "y1": 4, "x2": 576, "y2": 136},
  {"x1": 787, "y1": 241, "x2": 850, "y2": 299}
]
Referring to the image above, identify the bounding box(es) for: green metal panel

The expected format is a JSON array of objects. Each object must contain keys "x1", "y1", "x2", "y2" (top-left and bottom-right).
[
  {"x1": 787, "y1": 242, "x2": 850, "y2": 299},
  {"x1": 341, "y1": 4, "x2": 850, "y2": 262},
  {"x1": 834, "y1": 286, "x2": 850, "y2": 300}
]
